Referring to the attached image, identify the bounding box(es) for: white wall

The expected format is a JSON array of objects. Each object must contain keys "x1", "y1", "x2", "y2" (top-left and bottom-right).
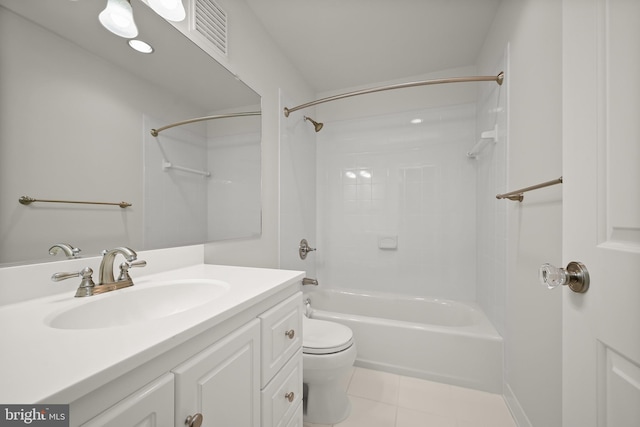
[
  {"x1": 0, "y1": 7, "x2": 205, "y2": 264},
  {"x1": 475, "y1": 54, "x2": 508, "y2": 338},
  {"x1": 200, "y1": 0, "x2": 315, "y2": 268},
  {"x1": 278, "y1": 94, "x2": 317, "y2": 276},
  {"x1": 477, "y1": 1, "x2": 563, "y2": 426},
  {"x1": 315, "y1": 103, "x2": 478, "y2": 299},
  {"x1": 207, "y1": 131, "x2": 262, "y2": 241},
  {"x1": 143, "y1": 118, "x2": 208, "y2": 249}
]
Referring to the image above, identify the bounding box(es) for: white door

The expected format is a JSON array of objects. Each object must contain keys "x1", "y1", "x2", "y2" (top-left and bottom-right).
[{"x1": 562, "y1": 0, "x2": 640, "y2": 426}]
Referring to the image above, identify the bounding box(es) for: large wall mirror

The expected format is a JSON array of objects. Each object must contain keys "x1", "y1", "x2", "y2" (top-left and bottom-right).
[{"x1": 0, "y1": 0, "x2": 261, "y2": 266}]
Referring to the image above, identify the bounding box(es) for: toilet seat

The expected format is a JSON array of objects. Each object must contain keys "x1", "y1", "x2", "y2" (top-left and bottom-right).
[{"x1": 303, "y1": 317, "x2": 354, "y2": 355}]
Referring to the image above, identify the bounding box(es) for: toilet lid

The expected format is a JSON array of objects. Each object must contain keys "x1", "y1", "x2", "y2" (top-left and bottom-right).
[{"x1": 303, "y1": 316, "x2": 354, "y2": 355}]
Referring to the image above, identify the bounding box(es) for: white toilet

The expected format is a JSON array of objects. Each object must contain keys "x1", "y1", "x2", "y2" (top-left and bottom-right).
[{"x1": 302, "y1": 315, "x2": 357, "y2": 424}]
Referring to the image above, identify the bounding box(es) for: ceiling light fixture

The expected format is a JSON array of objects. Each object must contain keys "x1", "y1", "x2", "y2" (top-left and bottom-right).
[
  {"x1": 99, "y1": 0, "x2": 139, "y2": 39},
  {"x1": 148, "y1": 0, "x2": 186, "y2": 22},
  {"x1": 128, "y1": 39, "x2": 154, "y2": 53}
]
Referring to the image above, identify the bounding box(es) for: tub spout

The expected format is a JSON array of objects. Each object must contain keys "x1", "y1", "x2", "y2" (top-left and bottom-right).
[
  {"x1": 302, "y1": 277, "x2": 318, "y2": 286},
  {"x1": 304, "y1": 298, "x2": 312, "y2": 317}
]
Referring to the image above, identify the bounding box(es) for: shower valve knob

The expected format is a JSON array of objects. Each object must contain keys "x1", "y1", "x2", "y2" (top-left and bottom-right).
[
  {"x1": 539, "y1": 261, "x2": 589, "y2": 293},
  {"x1": 299, "y1": 239, "x2": 316, "y2": 260}
]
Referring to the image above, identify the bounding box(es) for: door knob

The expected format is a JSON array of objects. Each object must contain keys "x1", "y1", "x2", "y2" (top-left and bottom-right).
[{"x1": 539, "y1": 261, "x2": 589, "y2": 293}]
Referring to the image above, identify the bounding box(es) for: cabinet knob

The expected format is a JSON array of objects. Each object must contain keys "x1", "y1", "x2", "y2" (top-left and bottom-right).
[
  {"x1": 285, "y1": 391, "x2": 295, "y2": 402},
  {"x1": 185, "y1": 413, "x2": 203, "y2": 427},
  {"x1": 284, "y1": 329, "x2": 295, "y2": 339}
]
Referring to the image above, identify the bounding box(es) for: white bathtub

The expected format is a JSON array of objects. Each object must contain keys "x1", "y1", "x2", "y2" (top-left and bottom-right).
[{"x1": 305, "y1": 288, "x2": 503, "y2": 393}]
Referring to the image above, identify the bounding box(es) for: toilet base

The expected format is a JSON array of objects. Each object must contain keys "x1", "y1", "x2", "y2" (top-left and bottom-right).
[
  {"x1": 302, "y1": 344, "x2": 356, "y2": 424},
  {"x1": 303, "y1": 381, "x2": 352, "y2": 424}
]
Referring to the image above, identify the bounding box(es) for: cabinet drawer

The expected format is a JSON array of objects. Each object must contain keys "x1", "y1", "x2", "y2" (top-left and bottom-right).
[
  {"x1": 259, "y1": 292, "x2": 302, "y2": 385},
  {"x1": 261, "y1": 350, "x2": 303, "y2": 427}
]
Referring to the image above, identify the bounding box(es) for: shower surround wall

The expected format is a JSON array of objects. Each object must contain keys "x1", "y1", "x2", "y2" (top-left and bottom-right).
[
  {"x1": 316, "y1": 104, "x2": 477, "y2": 300},
  {"x1": 475, "y1": 55, "x2": 508, "y2": 338},
  {"x1": 143, "y1": 117, "x2": 261, "y2": 249}
]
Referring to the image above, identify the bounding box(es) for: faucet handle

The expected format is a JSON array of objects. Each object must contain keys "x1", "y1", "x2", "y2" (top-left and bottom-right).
[
  {"x1": 51, "y1": 267, "x2": 96, "y2": 297},
  {"x1": 117, "y1": 259, "x2": 147, "y2": 282}
]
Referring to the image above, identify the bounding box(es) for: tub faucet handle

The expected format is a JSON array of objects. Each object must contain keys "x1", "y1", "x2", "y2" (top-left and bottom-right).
[{"x1": 299, "y1": 239, "x2": 316, "y2": 259}]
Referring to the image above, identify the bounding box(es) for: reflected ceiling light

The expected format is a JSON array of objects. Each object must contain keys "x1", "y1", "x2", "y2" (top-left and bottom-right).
[
  {"x1": 99, "y1": 0, "x2": 138, "y2": 39},
  {"x1": 128, "y1": 39, "x2": 154, "y2": 53},
  {"x1": 410, "y1": 118, "x2": 423, "y2": 124},
  {"x1": 345, "y1": 171, "x2": 357, "y2": 179},
  {"x1": 359, "y1": 170, "x2": 372, "y2": 179},
  {"x1": 148, "y1": 0, "x2": 186, "y2": 22}
]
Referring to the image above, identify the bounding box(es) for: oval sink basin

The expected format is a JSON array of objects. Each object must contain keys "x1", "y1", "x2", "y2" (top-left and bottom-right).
[{"x1": 47, "y1": 279, "x2": 230, "y2": 330}]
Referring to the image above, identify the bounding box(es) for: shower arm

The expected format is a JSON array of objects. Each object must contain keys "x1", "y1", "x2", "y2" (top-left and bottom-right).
[{"x1": 283, "y1": 72, "x2": 504, "y2": 117}]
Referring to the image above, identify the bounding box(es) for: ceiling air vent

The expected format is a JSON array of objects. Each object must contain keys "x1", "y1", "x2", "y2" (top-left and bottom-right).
[{"x1": 194, "y1": 0, "x2": 227, "y2": 56}]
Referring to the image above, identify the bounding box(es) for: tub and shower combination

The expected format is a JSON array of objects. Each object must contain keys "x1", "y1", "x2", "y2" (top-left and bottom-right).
[
  {"x1": 305, "y1": 80, "x2": 508, "y2": 394},
  {"x1": 304, "y1": 288, "x2": 503, "y2": 393}
]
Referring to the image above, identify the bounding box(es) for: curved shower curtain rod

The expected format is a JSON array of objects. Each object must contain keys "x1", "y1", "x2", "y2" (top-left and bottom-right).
[
  {"x1": 150, "y1": 111, "x2": 261, "y2": 136},
  {"x1": 283, "y1": 72, "x2": 504, "y2": 117}
]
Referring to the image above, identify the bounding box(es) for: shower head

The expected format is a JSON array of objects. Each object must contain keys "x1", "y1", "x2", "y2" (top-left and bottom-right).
[{"x1": 304, "y1": 116, "x2": 323, "y2": 132}]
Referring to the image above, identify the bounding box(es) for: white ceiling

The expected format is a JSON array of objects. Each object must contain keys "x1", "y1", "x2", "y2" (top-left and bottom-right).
[{"x1": 244, "y1": 0, "x2": 502, "y2": 93}]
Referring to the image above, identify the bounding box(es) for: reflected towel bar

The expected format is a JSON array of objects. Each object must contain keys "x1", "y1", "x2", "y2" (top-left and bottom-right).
[
  {"x1": 162, "y1": 160, "x2": 211, "y2": 177},
  {"x1": 150, "y1": 111, "x2": 261, "y2": 136},
  {"x1": 496, "y1": 177, "x2": 563, "y2": 202},
  {"x1": 19, "y1": 196, "x2": 131, "y2": 208},
  {"x1": 284, "y1": 72, "x2": 504, "y2": 117}
]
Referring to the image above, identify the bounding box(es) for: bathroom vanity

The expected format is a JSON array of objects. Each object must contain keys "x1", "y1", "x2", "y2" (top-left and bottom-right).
[{"x1": 0, "y1": 257, "x2": 304, "y2": 427}]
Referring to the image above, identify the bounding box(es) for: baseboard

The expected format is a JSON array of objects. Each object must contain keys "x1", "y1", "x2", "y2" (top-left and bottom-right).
[{"x1": 503, "y1": 382, "x2": 532, "y2": 427}]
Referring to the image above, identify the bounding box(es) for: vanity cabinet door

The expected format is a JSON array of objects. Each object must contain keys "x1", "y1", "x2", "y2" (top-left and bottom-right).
[
  {"x1": 173, "y1": 319, "x2": 261, "y2": 427},
  {"x1": 79, "y1": 373, "x2": 174, "y2": 427}
]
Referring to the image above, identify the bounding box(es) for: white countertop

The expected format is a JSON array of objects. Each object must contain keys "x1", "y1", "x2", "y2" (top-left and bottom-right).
[{"x1": 0, "y1": 264, "x2": 304, "y2": 404}]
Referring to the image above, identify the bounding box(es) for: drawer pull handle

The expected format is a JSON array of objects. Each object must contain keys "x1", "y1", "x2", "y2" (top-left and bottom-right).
[
  {"x1": 185, "y1": 413, "x2": 203, "y2": 427},
  {"x1": 285, "y1": 329, "x2": 295, "y2": 339},
  {"x1": 285, "y1": 391, "x2": 295, "y2": 402}
]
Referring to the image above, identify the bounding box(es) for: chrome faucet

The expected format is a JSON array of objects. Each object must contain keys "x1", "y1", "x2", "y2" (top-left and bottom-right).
[
  {"x1": 49, "y1": 243, "x2": 81, "y2": 259},
  {"x1": 51, "y1": 246, "x2": 146, "y2": 297},
  {"x1": 98, "y1": 247, "x2": 146, "y2": 288}
]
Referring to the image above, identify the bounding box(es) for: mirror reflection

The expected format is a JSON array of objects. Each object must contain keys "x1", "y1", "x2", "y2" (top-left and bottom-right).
[{"x1": 0, "y1": 0, "x2": 262, "y2": 266}]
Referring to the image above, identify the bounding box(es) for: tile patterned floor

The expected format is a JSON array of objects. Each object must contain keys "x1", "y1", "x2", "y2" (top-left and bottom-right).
[{"x1": 304, "y1": 367, "x2": 517, "y2": 427}]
